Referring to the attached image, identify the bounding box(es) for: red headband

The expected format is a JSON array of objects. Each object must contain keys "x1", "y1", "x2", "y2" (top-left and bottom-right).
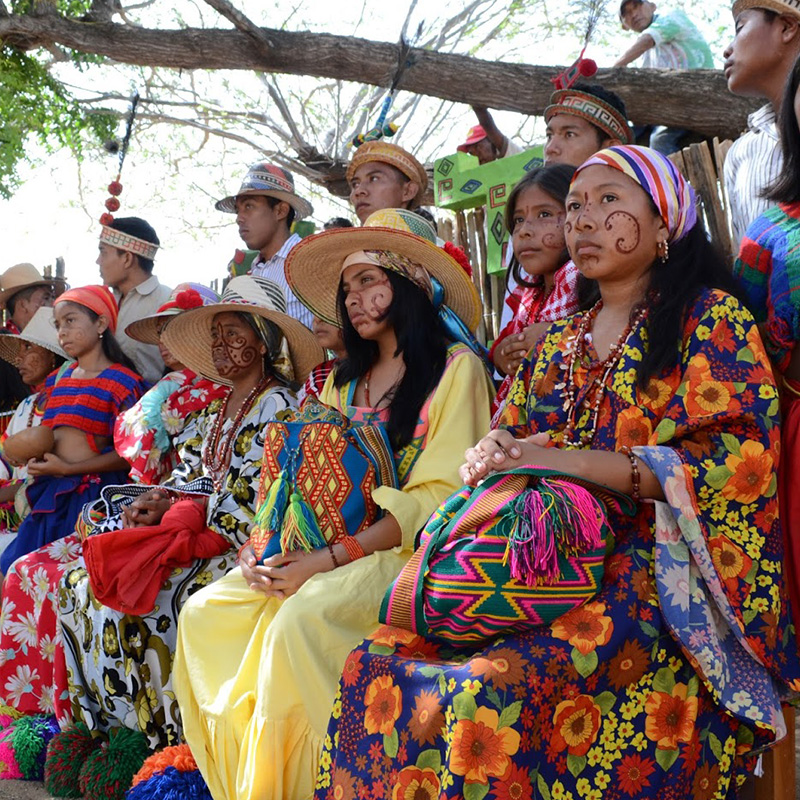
[{"x1": 55, "y1": 285, "x2": 119, "y2": 334}]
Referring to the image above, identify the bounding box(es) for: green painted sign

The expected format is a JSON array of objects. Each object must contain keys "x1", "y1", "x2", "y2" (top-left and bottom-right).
[{"x1": 434, "y1": 147, "x2": 544, "y2": 274}]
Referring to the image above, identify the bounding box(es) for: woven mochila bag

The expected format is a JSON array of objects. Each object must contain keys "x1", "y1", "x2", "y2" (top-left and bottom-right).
[
  {"x1": 380, "y1": 465, "x2": 636, "y2": 645},
  {"x1": 250, "y1": 398, "x2": 399, "y2": 564}
]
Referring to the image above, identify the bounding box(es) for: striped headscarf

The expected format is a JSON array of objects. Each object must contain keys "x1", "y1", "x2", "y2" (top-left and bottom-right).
[
  {"x1": 55, "y1": 285, "x2": 119, "y2": 333},
  {"x1": 574, "y1": 145, "x2": 697, "y2": 243}
]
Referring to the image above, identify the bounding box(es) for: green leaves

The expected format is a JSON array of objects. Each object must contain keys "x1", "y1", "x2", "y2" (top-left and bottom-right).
[
  {"x1": 383, "y1": 728, "x2": 398, "y2": 758},
  {"x1": 571, "y1": 647, "x2": 598, "y2": 678},
  {"x1": 655, "y1": 747, "x2": 679, "y2": 770},
  {"x1": 453, "y1": 691, "x2": 477, "y2": 721}
]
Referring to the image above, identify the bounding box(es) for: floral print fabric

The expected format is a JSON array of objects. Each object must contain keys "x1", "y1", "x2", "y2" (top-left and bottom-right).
[{"x1": 315, "y1": 289, "x2": 800, "y2": 800}]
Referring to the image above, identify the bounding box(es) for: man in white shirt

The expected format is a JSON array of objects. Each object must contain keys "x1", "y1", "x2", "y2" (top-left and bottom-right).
[
  {"x1": 97, "y1": 217, "x2": 171, "y2": 384},
  {"x1": 723, "y1": 0, "x2": 800, "y2": 248},
  {"x1": 216, "y1": 162, "x2": 314, "y2": 328}
]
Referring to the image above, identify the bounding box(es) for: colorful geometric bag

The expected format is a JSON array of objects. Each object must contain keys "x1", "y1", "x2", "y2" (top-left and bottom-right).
[
  {"x1": 250, "y1": 398, "x2": 399, "y2": 563},
  {"x1": 380, "y1": 465, "x2": 635, "y2": 645}
]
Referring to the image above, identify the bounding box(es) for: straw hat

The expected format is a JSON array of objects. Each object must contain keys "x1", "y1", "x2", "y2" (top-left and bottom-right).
[
  {"x1": 215, "y1": 162, "x2": 314, "y2": 220},
  {"x1": 125, "y1": 283, "x2": 221, "y2": 345},
  {"x1": 161, "y1": 275, "x2": 324, "y2": 386},
  {"x1": 0, "y1": 263, "x2": 66, "y2": 310},
  {"x1": 284, "y1": 208, "x2": 482, "y2": 332},
  {"x1": 732, "y1": 0, "x2": 800, "y2": 17},
  {"x1": 0, "y1": 306, "x2": 70, "y2": 365},
  {"x1": 346, "y1": 142, "x2": 428, "y2": 205}
]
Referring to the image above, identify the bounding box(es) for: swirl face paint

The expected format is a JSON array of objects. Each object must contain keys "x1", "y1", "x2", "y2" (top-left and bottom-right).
[
  {"x1": 510, "y1": 185, "x2": 568, "y2": 279},
  {"x1": 604, "y1": 210, "x2": 641, "y2": 254},
  {"x1": 211, "y1": 312, "x2": 261, "y2": 378},
  {"x1": 341, "y1": 264, "x2": 395, "y2": 336}
]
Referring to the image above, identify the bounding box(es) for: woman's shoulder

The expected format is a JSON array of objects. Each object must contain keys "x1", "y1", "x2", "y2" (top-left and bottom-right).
[
  {"x1": 686, "y1": 287, "x2": 754, "y2": 323},
  {"x1": 99, "y1": 363, "x2": 146, "y2": 389}
]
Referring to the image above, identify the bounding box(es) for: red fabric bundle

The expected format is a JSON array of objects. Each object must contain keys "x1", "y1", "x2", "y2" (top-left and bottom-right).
[{"x1": 84, "y1": 498, "x2": 230, "y2": 615}]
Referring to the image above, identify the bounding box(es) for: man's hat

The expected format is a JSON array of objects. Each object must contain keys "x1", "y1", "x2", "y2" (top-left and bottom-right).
[
  {"x1": 0, "y1": 264, "x2": 66, "y2": 311},
  {"x1": 732, "y1": 0, "x2": 800, "y2": 17},
  {"x1": 345, "y1": 142, "x2": 428, "y2": 205},
  {"x1": 545, "y1": 90, "x2": 634, "y2": 145},
  {"x1": 0, "y1": 306, "x2": 70, "y2": 364},
  {"x1": 457, "y1": 125, "x2": 489, "y2": 152},
  {"x1": 215, "y1": 162, "x2": 313, "y2": 220}
]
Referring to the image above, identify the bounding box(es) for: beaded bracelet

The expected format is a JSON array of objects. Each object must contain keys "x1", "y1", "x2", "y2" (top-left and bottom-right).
[
  {"x1": 619, "y1": 446, "x2": 641, "y2": 502},
  {"x1": 327, "y1": 542, "x2": 341, "y2": 569},
  {"x1": 341, "y1": 535, "x2": 366, "y2": 562}
]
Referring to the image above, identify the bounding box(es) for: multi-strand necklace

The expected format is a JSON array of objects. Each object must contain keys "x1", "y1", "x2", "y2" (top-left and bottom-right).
[
  {"x1": 561, "y1": 300, "x2": 648, "y2": 448},
  {"x1": 204, "y1": 376, "x2": 270, "y2": 492}
]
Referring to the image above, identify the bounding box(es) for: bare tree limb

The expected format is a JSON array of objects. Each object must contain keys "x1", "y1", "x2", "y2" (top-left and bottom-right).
[{"x1": 199, "y1": 0, "x2": 274, "y2": 52}]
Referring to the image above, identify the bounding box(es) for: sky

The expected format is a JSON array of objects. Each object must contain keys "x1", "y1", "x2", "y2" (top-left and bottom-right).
[{"x1": 0, "y1": 0, "x2": 735, "y2": 292}]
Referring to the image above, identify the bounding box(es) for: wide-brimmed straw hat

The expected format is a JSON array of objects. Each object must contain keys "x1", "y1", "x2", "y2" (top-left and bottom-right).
[
  {"x1": 215, "y1": 162, "x2": 313, "y2": 220},
  {"x1": 284, "y1": 208, "x2": 482, "y2": 332},
  {"x1": 732, "y1": 0, "x2": 800, "y2": 17},
  {"x1": 346, "y1": 142, "x2": 428, "y2": 205},
  {"x1": 0, "y1": 306, "x2": 70, "y2": 365},
  {"x1": 161, "y1": 275, "x2": 323, "y2": 386},
  {"x1": 125, "y1": 283, "x2": 221, "y2": 345},
  {"x1": 0, "y1": 263, "x2": 66, "y2": 310}
]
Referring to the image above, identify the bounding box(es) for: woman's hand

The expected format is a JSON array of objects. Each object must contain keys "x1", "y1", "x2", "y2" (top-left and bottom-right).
[
  {"x1": 241, "y1": 547, "x2": 329, "y2": 600},
  {"x1": 26, "y1": 453, "x2": 72, "y2": 477},
  {"x1": 121, "y1": 489, "x2": 171, "y2": 528},
  {"x1": 460, "y1": 430, "x2": 562, "y2": 485},
  {"x1": 493, "y1": 322, "x2": 548, "y2": 377}
]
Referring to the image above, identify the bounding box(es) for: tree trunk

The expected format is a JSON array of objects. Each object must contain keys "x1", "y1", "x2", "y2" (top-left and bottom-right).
[{"x1": 1, "y1": 15, "x2": 758, "y2": 140}]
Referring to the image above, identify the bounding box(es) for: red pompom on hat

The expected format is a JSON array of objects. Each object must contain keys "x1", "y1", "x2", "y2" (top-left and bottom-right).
[{"x1": 443, "y1": 241, "x2": 473, "y2": 279}]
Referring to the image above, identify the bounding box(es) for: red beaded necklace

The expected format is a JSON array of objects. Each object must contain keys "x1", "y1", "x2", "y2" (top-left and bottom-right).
[
  {"x1": 561, "y1": 300, "x2": 648, "y2": 448},
  {"x1": 204, "y1": 376, "x2": 270, "y2": 492}
]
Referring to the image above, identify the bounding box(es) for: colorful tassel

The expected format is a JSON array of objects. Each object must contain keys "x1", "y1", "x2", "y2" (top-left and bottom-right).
[
  {"x1": 127, "y1": 744, "x2": 212, "y2": 800},
  {"x1": 10, "y1": 714, "x2": 59, "y2": 779},
  {"x1": 45, "y1": 723, "x2": 99, "y2": 798},
  {"x1": 0, "y1": 724, "x2": 23, "y2": 780},
  {"x1": 79, "y1": 727, "x2": 151, "y2": 800},
  {"x1": 506, "y1": 479, "x2": 606, "y2": 585},
  {"x1": 251, "y1": 468, "x2": 291, "y2": 559},
  {"x1": 279, "y1": 492, "x2": 326, "y2": 554}
]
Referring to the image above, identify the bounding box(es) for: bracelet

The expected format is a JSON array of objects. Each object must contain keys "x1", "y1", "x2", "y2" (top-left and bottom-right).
[
  {"x1": 620, "y1": 446, "x2": 641, "y2": 502},
  {"x1": 327, "y1": 542, "x2": 341, "y2": 569},
  {"x1": 340, "y1": 535, "x2": 366, "y2": 562}
]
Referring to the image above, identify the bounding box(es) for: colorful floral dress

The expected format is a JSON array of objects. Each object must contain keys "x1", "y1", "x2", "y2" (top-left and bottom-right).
[
  {"x1": 315, "y1": 289, "x2": 800, "y2": 800},
  {"x1": 173, "y1": 344, "x2": 493, "y2": 800},
  {"x1": 54, "y1": 385, "x2": 297, "y2": 748},
  {"x1": 114, "y1": 368, "x2": 227, "y2": 485}
]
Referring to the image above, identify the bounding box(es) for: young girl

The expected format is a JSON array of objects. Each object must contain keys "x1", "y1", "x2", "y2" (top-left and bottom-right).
[
  {"x1": 490, "y1": 164, "x2": 578, "y2": 423},
  {"x1": 0, "y1": 286, "x2": 145, "y2": 574},
  {"x1": 298, "y1": 316, "x2": 347, "y2": 403},
  {"x1": 172, "y1": 209, "x2": 493, "y2": 800}
]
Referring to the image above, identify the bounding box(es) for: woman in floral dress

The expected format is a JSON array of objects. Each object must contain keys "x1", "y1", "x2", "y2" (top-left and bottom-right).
[{"x1": 315, "y1": 147, "x2": 800, "y2": 800}]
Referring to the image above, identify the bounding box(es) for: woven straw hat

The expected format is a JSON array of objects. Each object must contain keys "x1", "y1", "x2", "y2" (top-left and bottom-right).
[
  {"x1": 0, "y1": 306, "x2": 70, "y2": 365},
  {"x1": 161, "y1": 275, "x2": 323, "y2": 386},
  {"x1": 215, "y1": 162, "x2": 313, "y2": 220},
  {"x1": 0, "y1": 263, "x2": 66, "y2": 310},
  {"x1": 732, "y1": 0, "x2": 800, "y2": 17},
  {"x1": 346, "y1": 143, "x2": 428, "y2": 205},
  {"x1": 125, "y1": 283, "x2": 221, "y2": 345},
  {"x1": 284, "y1": 208, "x2": 482, "y2": 332}
]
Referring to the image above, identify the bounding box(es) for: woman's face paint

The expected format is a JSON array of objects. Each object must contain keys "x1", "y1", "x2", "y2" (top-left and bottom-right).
[
  {"x1": 510, "y1": 184, "x2": 567, "y2": 279},
  {"x1": 341, "y1": 263, "x2": 395, "y2": 340},
  {"x1": 564, "y1": 164, "x2": 666, "y2": 284},
  {"x1": 210, "y1": 311, "x2": 262, "y2": 378}
]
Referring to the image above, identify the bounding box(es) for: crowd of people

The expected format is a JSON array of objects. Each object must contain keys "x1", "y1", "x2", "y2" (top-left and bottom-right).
[{"x1": 0, "y1": 1, "x2": 798, "y2": 799}]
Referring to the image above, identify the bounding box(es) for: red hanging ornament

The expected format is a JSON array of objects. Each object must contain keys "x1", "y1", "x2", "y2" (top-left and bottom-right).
[
  {"x1": 99, "y1": 213, "x2": 115, "y2": 226},
  {"x1": 108, "y1": 181, "x2": 123, "y2": 196},
  {"x1": 105, "y1": 197, "x2": 120, "y2": 212}
]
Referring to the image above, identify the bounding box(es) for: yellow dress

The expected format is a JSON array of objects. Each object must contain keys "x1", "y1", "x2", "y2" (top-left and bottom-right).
[{"x1": 173, "y1": 345, "x2": 492, "y2": 800}]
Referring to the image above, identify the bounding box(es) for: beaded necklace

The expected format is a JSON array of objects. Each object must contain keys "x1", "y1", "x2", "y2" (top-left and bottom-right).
[
  {"x1": 203, "y1": 376, "x2": 270, "y2": 492},
  {"x1": 561, "y1": 300, "x2": 648, "y2": 448}
]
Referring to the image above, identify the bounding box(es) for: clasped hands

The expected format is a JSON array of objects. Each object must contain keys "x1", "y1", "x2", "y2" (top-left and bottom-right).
[{"x1": 239, "y1": 545, "x2": 326, "y2": 600}]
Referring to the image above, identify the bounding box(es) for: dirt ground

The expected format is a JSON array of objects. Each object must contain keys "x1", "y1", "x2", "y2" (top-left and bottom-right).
[{"x1": 0, "y1": 715, "x2": 799, "y2": 799}]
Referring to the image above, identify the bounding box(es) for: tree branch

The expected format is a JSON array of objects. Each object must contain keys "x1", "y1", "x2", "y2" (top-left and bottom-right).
[{"x1": 200, "y1": 0, "x2": 274, "y2": 52}]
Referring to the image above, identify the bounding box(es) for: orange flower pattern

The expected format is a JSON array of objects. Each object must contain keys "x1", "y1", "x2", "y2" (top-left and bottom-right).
[
  {"x1": 363, "y1": 676, "x2": 402, "y2": 736},
  {"x1": 316, "y1": 291, "x2": 800, "y2": 800}
]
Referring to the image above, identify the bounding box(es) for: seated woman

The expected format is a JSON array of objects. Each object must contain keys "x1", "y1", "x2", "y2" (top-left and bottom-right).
[
  {"x1": 315, "y1": 148, "x2": 800, "y2": 799},
  {"x1": 172, "y1": 209, "x2": 494, "y2": 800},
  {"x1": 114, "y1": 282, "x2": 226, "y2": 485},
  {"x1": 0, "y1": 306, "x2": 69, "y2": 545},
  {"x1": 489, "y1": 164, "x2": 578, "y2": 425},
  {"x1": 0, "y1": 285, "x2": 145, "y2": 575},
  {"x1": 47, "y1": 276, "x2": 321, "y2": 780},
  {"x1": 734, "y1": 54, "x2": 800, "y2": 647}
]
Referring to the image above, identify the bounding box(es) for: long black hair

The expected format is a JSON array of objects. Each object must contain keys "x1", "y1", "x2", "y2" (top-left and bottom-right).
[
  {"x1": 334, "y1": 269, "x2": 448, "y2": 448},
  {"x1": 576, "y1": 215, "x2": 742, "y2": 387},
  {"x1": 765, "y1": 53, "x2": 800, "y2": 204},
  {"x1": 61, "y1": 302, "x2": 139, "y2": 374},
  {"x1": 504, "y1": 164, "x2": 575, "y2": 289}
]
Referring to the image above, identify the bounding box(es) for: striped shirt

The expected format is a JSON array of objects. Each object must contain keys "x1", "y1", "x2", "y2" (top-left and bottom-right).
[
  {"x1": 724, "y1": 104, "x2": 782, "y2": 250},
  {"x1": 248, "y1": 233, "x2": 313, "y2": 329}
]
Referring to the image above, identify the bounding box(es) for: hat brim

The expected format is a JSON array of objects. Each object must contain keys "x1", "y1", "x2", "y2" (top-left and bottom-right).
[
  {"x1": 0, "y1": 331, "x2": 70, "y2": 366},
  {"x1": 284, "y1": 227, "x2": 482, "y2": 333},
  {"x1": 0, "y1": 279, "x2": 67, "y2": 310},
  {"x1": 732, "y1": 0, "x2": 800, "y2": 16},
  {"x1": 160, "y1": 303, "x2": 324, "y2": 387},
  {"x1": 215, "y1": 189, "x2": 314, "y2": 220},
  {"x1": 125, "y1": 309, "x2": 181, "y2": 346}
]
